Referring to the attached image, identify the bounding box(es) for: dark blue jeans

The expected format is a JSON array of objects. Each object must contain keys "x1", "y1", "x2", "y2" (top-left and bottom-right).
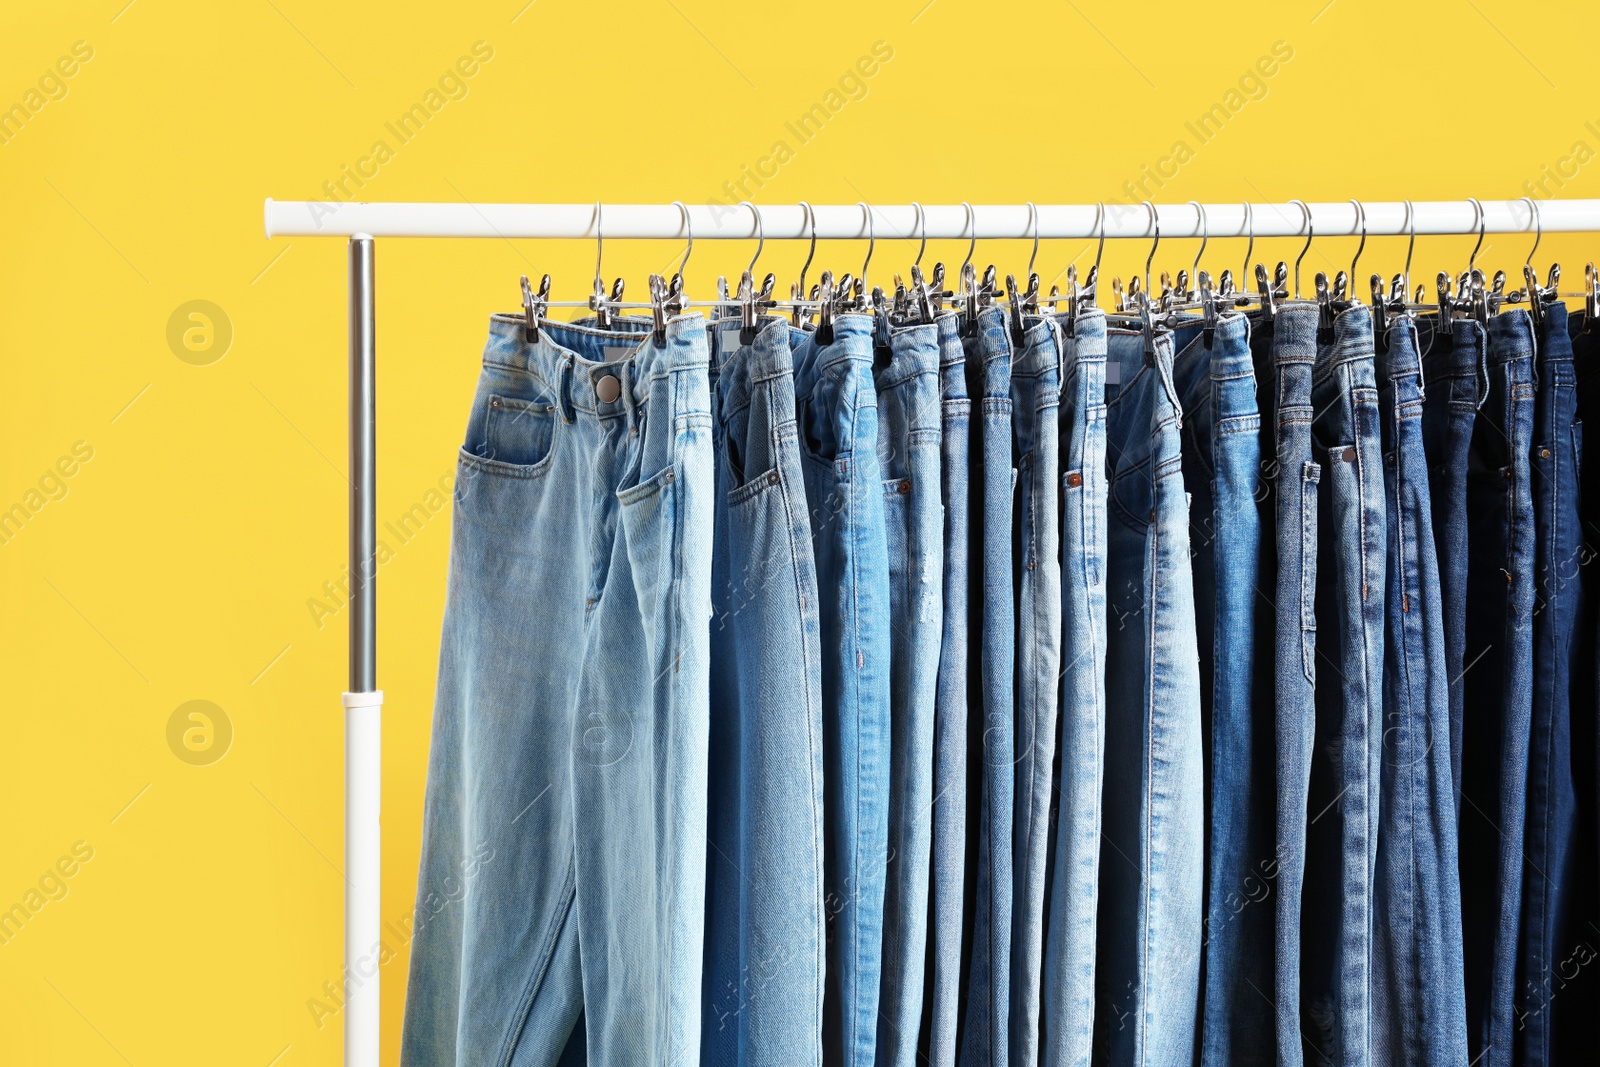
[
  {"x1": 1418, "y1": 315, "x2": 1486, "y2": 806},
  {"x1": 1459, "y1": 309, "x2": 1536, "y2": 1067},
  {"x1": 922, "y1": 312, "x2": 970, "y2": 1067},
  {"x1": 959, "y1": 306, "x2": 1014, "y2": 1067},
  {"x1": 1370, "y1": 315, "x2": 1469, "y2": 1065},
  {"x1": 1515, "y1": 301, "x2": 1599, "y2": 1064},
  {"x1": 1173, "y1": 312, "x2": 1275, "y2": 1067},
  {"x1": 1301, "y1": 305, "x2": 1387, "y2": 1067}
]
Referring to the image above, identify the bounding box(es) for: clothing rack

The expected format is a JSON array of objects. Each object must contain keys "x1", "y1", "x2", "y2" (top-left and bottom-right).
[{"x1": 260, "y1": 196, "x2": 1600, "y2": 1067}]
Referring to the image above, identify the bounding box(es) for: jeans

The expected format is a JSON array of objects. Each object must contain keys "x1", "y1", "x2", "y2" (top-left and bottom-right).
[
  {"x1": 960, "y1": 306, "x2": 1015, "y2": 1067},
  {"x1": 1041, "y1": 308, "x2": 1109, "y2": 1067},
  {"x1": 1172, "y1": 312, "x2": 1275, "y2": 1067},
  {"x1": 922, "y1": 312, "x2": 971, "y2": 1067},
  {"x1": 1095, "y1": 320, "x2": 1205, "y2": 1067},
  {"x1": 1008, "y1": 317, "x2": 1062, "y2": 1067},
  {"x1": 791, "y1": 313, "x2": 893, "y2": 1067},
  {"x1": 1257, "y1": 303, "x2": 1319, "y2": 1067},
  {"x1": 1460, "y1": 309, "x2": 1536, "y2": 1067},
  {"x1": 1301, "y1": 304, "x2": 1386, "y2": 1067},
  {"x1": 703, "y1": 318, "x2": 826, "y2": 1067},
  {"x1": 1517, "y1": 300, "x2": 1594, "y2": 1065},
  {"x1": 1370, "y1": 315, "x2": 1469, "y2": 1065},
  {"x1": 874, "y1": 319, "x2": 945, "y2": 1067},
  {"x1": 403, "y1": 313, "x2": 714, "y2": 1067},
  {"x1": 1418, "y1": 315, "x2": 1486, "y2": 805}
]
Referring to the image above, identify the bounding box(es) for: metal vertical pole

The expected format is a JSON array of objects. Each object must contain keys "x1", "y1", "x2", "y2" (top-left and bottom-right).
[{"x1": 344, "y1": 235, "x2": 383, "y2": 1067}]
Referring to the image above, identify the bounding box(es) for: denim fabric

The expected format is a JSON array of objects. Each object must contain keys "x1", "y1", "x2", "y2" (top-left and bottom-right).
[
  {"x1": 959, "y1": 306, "x2": 1015, "y2": 1067},
  {"x1": 1172, "y1": 312, "x2": 1275, "y2": 1067},
  {"x1": 790, "y1": 313, "x2": 893, "y2": 1067},
  {"x1": 874, "y1": 319, "x2": 945, "y2": 1067},
  {"x1": 703, "y1": 318, "x2": 826, "y2": 1067},
  {"x1": 1095, "y1": 319, "x2": 1205, "y2": 1067},
  {"x1": 1257, "y1": 302, "x2": 1320, "y2": 1067},
  {"x1": 403, "y1": 314, "x2": 713, "y2": 1067},
  {"x1": 1370, "y1": 315, "x2": 1469, "y2": 1066},
  {"x1": 1418, "y1": 315, "x2": 1487, "y2": 808},
  {"x1": 1562, "y1": 312, "x2": 1600, "y2": 1059},
  {"x1": 921, "y1": 312, "x2": 971, "y2": 1067},
  {"x1": 1300, "y1": 304, "x2": 1386, "y2": 1067},
  {"x1": 1041, "y1": 308, "x2": 1108, "y2": 1067},
  {"x1": 1008, "y1": 317, "x2": 1063, "y2": 1067},
  {"x1": 1516, "y1": 301, "x2": 1597, "y2": 1065},
  {"x1": 1459, "y1": 309, "x2": 1536, "y2": 1067}
]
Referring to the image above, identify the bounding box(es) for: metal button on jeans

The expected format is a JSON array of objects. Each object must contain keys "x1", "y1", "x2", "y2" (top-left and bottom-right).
[{"x1": 595, "y1": 374, "x2": 621, "y2": 403}]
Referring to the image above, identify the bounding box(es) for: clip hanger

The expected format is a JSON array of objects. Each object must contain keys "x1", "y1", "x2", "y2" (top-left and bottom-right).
[{"x1": 520, "y1": 273, "x2": 550, "y2": 343}]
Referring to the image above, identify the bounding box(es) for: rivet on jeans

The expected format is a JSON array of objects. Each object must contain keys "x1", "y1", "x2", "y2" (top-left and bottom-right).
[
  {"x1": 1067, "y1": 472, "x2": 1083, "y2": 488},
  {"x1": 897, "y1": 480, "x2": 911, "y2": 495}
]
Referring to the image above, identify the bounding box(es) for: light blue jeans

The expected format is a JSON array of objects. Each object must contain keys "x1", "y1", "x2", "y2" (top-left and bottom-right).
[
  {"x1": 874, "y1": 318, "x2": 945, "y2": 1067},
  {"x1": 1042, "y1": 308, "x2": 1108, "y2": 1067},
  {"x1": 960, "y1": 306, "x2": 1015, "y2": 1067},
  {"x1": 923, "y1": 311, "x2": 971, "y2": 1067},
  {"x1": 1258, "y1": 303, "x2": 1320, "y2": 1067},
  {"x1": 703, "y1": 317, "x2": 826, "y2": 1067},
  {"x1": 791, "y1": 313, "x2": 893, "y2": 1067},
  {"x1": 1008, "y1": 316, "x2": 1062, "y2": 1067},
  {"x1": 403, "y1": 313, "x2": 714, "y2": 1067},
  {"x1": 1172, "y1": 312, "x2": 1275, "y2": 1067},
  {"x1": 1095, "y1": 320, "x2": 1205, "y2": 1067}
]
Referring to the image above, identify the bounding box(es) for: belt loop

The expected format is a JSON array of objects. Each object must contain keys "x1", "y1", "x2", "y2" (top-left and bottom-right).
[
  {"x1": 557, "y1": 354, "x2": 577, "y2": 424},
  {"x1": 1412, "y1": 320, "x2": 1427, "y2": 402},
  {"x1": 1154, "y1": 336, "x2": 1184, "y2": 428},
  {"x1": 1472, "y1": 324, "x2": 1491, "y2": 413},
  {"x1": 621, "y1": 359, "x2": 639, "y2": 436}
]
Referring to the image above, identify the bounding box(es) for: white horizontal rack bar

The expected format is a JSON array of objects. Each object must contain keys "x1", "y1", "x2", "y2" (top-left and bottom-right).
[{"x1": 264, "y1": 198, "x2": 1600, "y2": 241}]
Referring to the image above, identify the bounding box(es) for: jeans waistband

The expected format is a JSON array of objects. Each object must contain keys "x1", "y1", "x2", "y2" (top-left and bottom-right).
[
  {"x1": 484, "y1": 312, "x2": 710, "y2": 422},
  {"x1": 876, "y1": 319, "x2": 942, "y2": 390},
  {"x1": 1057, "y1": 309, "x2": 1107, "y2": 379},
  {"x1": 1486, "y1": 306, "x2": 1537, "y2": 366},
  {"x1": 715, "y1": 317, "x2": 796, "y2": 420},
  {"x1": 1271, "y1": 303, "x2": 1320, "y2": 365},
  {"x1": 1313, "y1": 303, "x2": 1375, "y2": 379}
]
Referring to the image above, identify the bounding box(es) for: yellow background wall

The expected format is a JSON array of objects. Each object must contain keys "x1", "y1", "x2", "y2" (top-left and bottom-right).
[{"x1": 1, "y1": 1, "x2": 1594, "y2": 1062}]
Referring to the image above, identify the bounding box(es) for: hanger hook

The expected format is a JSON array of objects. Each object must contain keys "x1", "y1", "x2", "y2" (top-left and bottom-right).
[
  {"x1": 739, "y1": 201, "x2": 764, "y2": 274},
  {"x1": 1467, "y1": 197, "x2": 1485, "y2": 274},
  {"x1": 1349, "y1": 198, "x2": 1367, "y2": 283},
  {"x1": 1520, "y1": 195, "x2": 1542, "y2": 269},
  {"x1": 797, "y1": 201, "x2": 816, "y2": 297},
  {"x1": 1241, "y1": 200, "x2": 1255, "y2": 281},
  {"x1": 593, "y1": 200, "x2": 604, "y2": 290},
  {"x1": 912, "y1": 202, "x2": 927, "y2": 268},
  {"x1": 1026, "y1": 202, "x2": 1040, "y2": 278},
  {"x1": 858, "y1": 201, "x2": 875, "y2": 287},
  {"x1": 1188, "y1": 200, "x2": 1207, "y2": 278},
  {"x1": 961, "y1": 201, "x2": 976, "y2": 273},
  {"x1": 670, "y1": 200, "x2": 692, "y2": 279},
  {"x1": 1403, "y1": 199, "x2": 1415, "y2": 296},
  {"x1": 1092, "y1": 201, "x2": 1107, "y2": 279},
  {"x1": 1289, "y1": 199, "x2": 1312, "y2": 298},
  {"x1": 1141, "y1": 201, "x2": 1160, "y2": 295}
]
